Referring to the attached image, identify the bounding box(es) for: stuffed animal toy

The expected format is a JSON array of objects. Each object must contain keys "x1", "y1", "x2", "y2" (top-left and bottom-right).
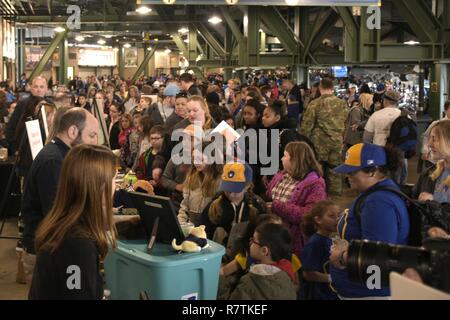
[{"x1": 172, "y1": 225, "x2": 208, "y2": 253}]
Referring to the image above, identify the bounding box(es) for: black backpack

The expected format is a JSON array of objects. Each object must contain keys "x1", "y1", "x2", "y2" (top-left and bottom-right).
[
  {"x1": 354, "y1": 186, "x2": 450, "y2": 247},
  {"x1": 386, "y1": 109, "x2": 418, "y2": 158}
]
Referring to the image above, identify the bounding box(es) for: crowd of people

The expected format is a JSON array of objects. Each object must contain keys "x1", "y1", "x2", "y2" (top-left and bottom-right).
[{"x1": 1, "y1": 70, "x2": 449, "y2": 300}]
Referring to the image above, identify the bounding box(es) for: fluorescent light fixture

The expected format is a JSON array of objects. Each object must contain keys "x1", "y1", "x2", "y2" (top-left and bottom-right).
[
  {"x1": 123, "y1": 43, "x2": 131, "y2": 48},
  {"x1": 136, "y1": 6, "x2": 152, "y2": 14},
  {"x1": 147, "y1": 47, "x2": 153, "y2": 51},
  {"x1": 184, "y1": 39, "x2": 189, "y2": 43},
  {"x1": 165, "y1": 48, "x2": 172, "y2": 54},
  {"x1": 104, "y1": 35, "x2": 113, "y2": 39},
  {"x1": 54, "y1": 26, "x2": 65, "y2": 33},
  {"x1": 404, "y1": 40, "x2": 420, "y2": 45},
  {"x1": 285, "y1": 0, "x2": 299, "y2": 5},
  {"x1": 178, "y1": 27, "x2": 189, "y2": 34},
  {"x1": 97, "y1": 39, "x2": 106, "y2": 45},
  {"x1": 208, "y1": 16, "x2": 222, "y2": 24},
  {"x1": 75, "y1": 36, "x2": 85, "y2": 42}
]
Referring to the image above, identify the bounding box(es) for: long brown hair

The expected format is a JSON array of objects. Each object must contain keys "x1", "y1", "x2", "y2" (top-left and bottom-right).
[
  {"x1": 285, "y1": 141, "x2": 323, "y2": 180},
  {"x1": 188, "y1": 95, "x2": 214, "y2": 130},
  {"x1": 35, "y1": 144, "x2": 118, "y2": 260}
]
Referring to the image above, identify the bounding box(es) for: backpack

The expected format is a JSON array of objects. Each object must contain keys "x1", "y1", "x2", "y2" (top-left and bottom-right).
[
  {"x1": 386, "y1": 109, "x2": 418, "y2": 158},
  {"x1": 354, "y1": 186, "x2": 450, "y2": 247}
]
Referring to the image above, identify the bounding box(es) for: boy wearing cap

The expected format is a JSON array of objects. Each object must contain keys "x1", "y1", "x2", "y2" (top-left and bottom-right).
[
  {"x1": 147, "y1": 84, "x2": 180, "y2": 126},
  {"x1": 363, "y1": 90, "x2": 401, "y2": 146},
  {"x1": 201, "y1": 163, "x2": 265, "y2": 251},
  {"x1": 329, "y1": 143, "x2": 409, "y2": 299}
]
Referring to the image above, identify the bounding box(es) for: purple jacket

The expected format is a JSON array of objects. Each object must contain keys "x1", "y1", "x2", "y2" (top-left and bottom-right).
[{"x1": 267, "y1": 171, "x2": 327, "y2": 256}]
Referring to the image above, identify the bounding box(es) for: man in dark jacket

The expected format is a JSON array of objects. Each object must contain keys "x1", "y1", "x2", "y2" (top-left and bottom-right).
[
  {"x1": 21, "y1": 108, "x2": 99, "y2": 283},
  {"x1": 180, "y1": 73, "x2": 202, "y2": 97}
]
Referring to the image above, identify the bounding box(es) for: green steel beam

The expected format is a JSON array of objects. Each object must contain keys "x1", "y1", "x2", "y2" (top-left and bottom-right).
[
  {"x1": 302, "y1": 8, "x2": 326, "y2": 63},
  {"x1": 336, "y1": 6, "x2": 359, "y2": 62},
  {"x1": 104, "y1": 0, "x2": 119, "y2": 15},
  {"x1": 259, "y1": 6, "x2": 298, "y2": 54},
  {"x1": 365, "y1": 43, "x2": 444, "y2": 62},
  {"x1": 29, "y1": 29, "x2": 68, "y2": 82},
  {"x1": 219, "y1": 6, "x2": 243, "y2": 42},
  {"x1": 195, "y1": 23, "x2": 226, "y2": 57},
  {"x1": 172, "y1": 34, "x2": 189, "y2": 58},
  {"x1": 247, "y1": 8, "x2": 260, "y2": 66},
  {"x1": 393, "y1": 0, "x2": 440, "y2": 43},
  {"x1": 310, "y1": 9, "x2": 340, "y2": 53},
  {"x1": 58, "y1": 37, "x2": 68, "y2": 85},
  {"x1": 16, "y1": 15, "x2": 208, "y2": 24},
  {"x1": 188, "y1": 24, "x2": 198, "y2": 63},
  {"x1": 131, "y1": 46, "x2": 157, "y2": 83},
  {"x1": 188, "y1": 66, "x2": 204, "y2": 81}
]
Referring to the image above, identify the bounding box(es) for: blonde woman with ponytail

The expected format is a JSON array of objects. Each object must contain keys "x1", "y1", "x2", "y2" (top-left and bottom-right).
[{"x1": 413, "y1": 120, "x2": 450, "y2": 203}]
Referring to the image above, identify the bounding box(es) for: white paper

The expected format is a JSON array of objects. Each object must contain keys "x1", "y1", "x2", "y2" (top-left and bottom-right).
[
  {"x1": 210, "y1": 120, "x2": 241, "y2": 143},
  {"x1": 41, "y1": 106, "x2": 49, "y2": 139},
  {"x1": 26, "y1": 120, "x2": 44, "y2": 160}
]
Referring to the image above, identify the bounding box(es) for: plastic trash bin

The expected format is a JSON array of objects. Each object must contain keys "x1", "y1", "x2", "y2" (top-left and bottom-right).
[{"x1": 104, "y1": 239, "x2": 225, "y2": 300}]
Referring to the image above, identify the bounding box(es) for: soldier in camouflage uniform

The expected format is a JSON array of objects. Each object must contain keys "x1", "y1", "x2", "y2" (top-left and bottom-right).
[{"x1": 300, "y1": 78, "x2": 348, "y2": 196}]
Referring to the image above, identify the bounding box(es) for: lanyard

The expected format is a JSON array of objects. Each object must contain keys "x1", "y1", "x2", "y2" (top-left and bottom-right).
[{"x1": 232, "y1": 202, "x2": 245, "y2": 225}]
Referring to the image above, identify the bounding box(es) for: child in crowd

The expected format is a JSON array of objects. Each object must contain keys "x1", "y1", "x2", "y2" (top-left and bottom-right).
[
  {"x1": 201, "y1": 162, "x2": 266, "y2": 253},
  {"x1": 177, "y1": 144, "x2": 223, "y2": 226},
  {"x1": 118, "y1": 114, "x2": 133, "y2": 149},
  {"x1": 219, "y1": 222, "x2": 298, "y2": 300},
  {"x1": 300, "y1": 200, "x2": 340, "y2": 300},
  {"x1": 120, "y1": 114, "x2": 141, "y2": 169},
  {"x1": 131, "y1": 115, "x2": 154, "y2": 171},
  {"x1": 135, "y1": 125, "x2": 167, "y2": 194},
  {"x1": 131, "y1": 96, "x2": 152, "y2": 117}
]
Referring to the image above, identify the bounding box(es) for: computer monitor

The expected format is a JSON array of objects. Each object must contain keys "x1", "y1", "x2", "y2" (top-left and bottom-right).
[{"x1": 127, "y1": 192, "x2": 185, "y2": 251}]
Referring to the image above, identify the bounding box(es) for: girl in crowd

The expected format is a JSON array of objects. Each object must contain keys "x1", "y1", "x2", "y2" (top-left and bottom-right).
[
  {"x1": 118, "y1": 114, "x2": 133, "y2": 149},
  {"x1": 29, "y1": 144, "x2": 117, "y2": 300},
  {"x1": 131, "y1": 115, "x2": 153, "y2": 172},
  {"x1": 165, "y1": 92, "x2": 189, "y2": 133},
  {"x1": 172, "y1": 95, "x2": 215, "y2": 132},
  {"x1": 414, "y1": 120, "x2": 450, "y2": 203},
  {"x1": 177, "y1": 143, "x2": 222, "y2": 226},
  {"x1": 201, "y1": 162, "x2": 265, "y2": 249},
  {"x1": 242, "y1": 99, "x2": 264, "y2": 131},
  {"x1": 120, "y1": 114, "x2": 141, "y2": 169},
  {"x1": 330, "y1": 143, "x2": 409, "y2": 299},
  {"x1": 107, "y1": 103, "x2": 125, "y2": 151},
  {"x1": 220, "y1": 223, "x2": 297, "y2": 300},
  {"x1": 266, "y1": 142, "x2": 327, "y2": 256},
  {"x1": 301, "y1": 200, "x2": 340, "y2": 300},
  {"x1": 123, "y1": 85, "x2": 140, "y2": 114}
]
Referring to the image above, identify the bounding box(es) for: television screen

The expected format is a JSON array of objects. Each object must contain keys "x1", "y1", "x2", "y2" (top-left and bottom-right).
[{"x1": 333, "y1": 66, "x2": 348, "y2": 78}]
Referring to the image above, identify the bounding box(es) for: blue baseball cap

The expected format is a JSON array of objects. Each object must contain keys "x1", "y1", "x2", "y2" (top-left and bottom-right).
[
  {"x1": 220, "y1": 162, "x2": 253, "y2": 193},
  {"x1": 334, "y1": 143, "x2": 387, "y2": 174},
  {"x1": 377, "y1": 83, "x2": 386, "y2": 93},
  {"x1": 163, "y1": 84, "x2": 180, "y2": 97}
]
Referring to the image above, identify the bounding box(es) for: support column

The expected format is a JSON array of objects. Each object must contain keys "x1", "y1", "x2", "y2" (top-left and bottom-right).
[
  {"x1": 292, "y1": 65, "x2": 307, "y2": 85},
  {"x1": 224, "y1": 67, "x2": 233, "y2": 82},
  {"x1": 58, "y1": 36, "x2": 68, "y2": 85},
  {"x1": 17, "y1": 28, "x2": 26, "y2": 80},
  {"x1": 144, "y1": 46, "x2": 150, "y2": 78},
  {"x1": 260, "y1": 30, "x2": 266, "y2": 53},
  {"x1": 118, "y1": 47, "x2": 124, "y2": 79},
  {"x1": 188, "y1": 24, "x2": 198, "y2": 63},
  {"x1": 247, "y1": 7, "x2": 260, "y2": 66},
  {"x1": 429, "y1": 62, "x2": 449, "y2": 120}
]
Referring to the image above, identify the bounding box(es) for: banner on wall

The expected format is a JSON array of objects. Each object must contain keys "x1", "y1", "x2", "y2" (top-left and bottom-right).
[
  {"x1": 25, "y1": 47, "x2": 52, "y2": 70},
  {"x1": 124, "y1": 48, "x2": 138, "y2": 68},
  {"x1": 78, "y1": 49, "x2": 116, "y2": 67}
]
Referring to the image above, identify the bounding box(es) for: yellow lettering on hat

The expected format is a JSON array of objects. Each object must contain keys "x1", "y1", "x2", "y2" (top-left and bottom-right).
[{"x1": 222, "y1": 163, "x2": 246, "y2": 182}]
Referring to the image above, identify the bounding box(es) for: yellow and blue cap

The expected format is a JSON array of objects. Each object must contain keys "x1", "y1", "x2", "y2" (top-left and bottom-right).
[
  {"x1": 334, "y1": 143, "x2": 387, "y2": 174},
  {"x1": 220, "y1": 162, "x2": 253, "y2": 193}
]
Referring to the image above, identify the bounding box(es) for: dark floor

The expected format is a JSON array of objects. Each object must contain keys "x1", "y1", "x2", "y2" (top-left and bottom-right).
[{"x1": 0, "y1": 157, "x2": 420, "y2": 300}]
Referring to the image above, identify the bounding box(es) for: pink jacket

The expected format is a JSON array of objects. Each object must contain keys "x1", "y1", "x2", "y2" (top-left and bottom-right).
[{"x1": 267, "y1": 171, "x2": 327, "y2": 256}]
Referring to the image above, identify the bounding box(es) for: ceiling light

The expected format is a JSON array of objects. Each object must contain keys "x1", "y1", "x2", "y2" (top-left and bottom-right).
[
  {"x1": 75, "y1": 36, "x2": 85, "y2": 42},
  {"x1": 184, "y1": 39, "x2": 189, "y2": 43},
  {"x1": 97, "y1": 39, "x2": 106, "y2": 45},
  {"x1": 208, "y1": 16, "x2": 222, "y2": 24},
  {"x1": 54, "y1": 26, "x2": 65, "y2": 33},
  {"x1": 165, "y1": 48, "x2": 172, "y2": 54},
  {"x1": 404, "y1": 40, "x2": 420, "y2": 45},
  {"x1": 104, "y1": 35, "x2": 113, "y2": 39},
  {"x1": 154, "y1": 38, "x2": 159, "y2": 42},
  {"x1": 147, "y1": 47, "x2": 153, "y2": 51},
  {"x1": 136, "y1": 6, "x2": 152, "y2": 14},
  {"x1": 178, "y1": 27, "x2": 189, "y2": 34},
  {"x1": 285, "y1": 0, "x2": 300, "y2": 5},
  {"x1": 113, "y1": 48, "x2": 119, "y2": 52},
  {"x1": 123, "y1": 43, "x2": 131, "y2": 48}
]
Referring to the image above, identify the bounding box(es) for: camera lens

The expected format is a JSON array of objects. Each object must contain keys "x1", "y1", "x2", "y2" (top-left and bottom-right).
[{"x1": 347, "y1": 240, "x2": 431, "y2": 287}]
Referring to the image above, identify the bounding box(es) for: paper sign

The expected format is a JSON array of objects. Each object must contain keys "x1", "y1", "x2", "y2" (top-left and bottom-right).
[
  {"x1": 41, "y1": 106, "x2": 49, "y2": 139},
  {"x1": 210, "y1": 120, "x2": 241, "y2": 143},
  {"x1": 26, "y1": 120, "x2": 44, "y2": 160}
]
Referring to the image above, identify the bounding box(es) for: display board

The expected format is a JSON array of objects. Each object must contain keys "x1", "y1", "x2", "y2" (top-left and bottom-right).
[{"x1": 78, "y1": 49, "x2": 116, "y2": 67}]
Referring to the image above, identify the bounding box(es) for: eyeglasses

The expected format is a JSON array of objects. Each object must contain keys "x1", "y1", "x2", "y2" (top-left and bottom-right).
[
  {"x1": 150, "y1": 136, "x2": 163, "y2": 141},
  {"x1": 249, "y1": 237, "x2": 263, "y2": 247}
]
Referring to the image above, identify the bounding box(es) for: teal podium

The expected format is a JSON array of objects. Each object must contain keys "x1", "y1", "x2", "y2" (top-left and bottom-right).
[{"x1": 104, "y1": 239, "x2": 225, "y2": 300}]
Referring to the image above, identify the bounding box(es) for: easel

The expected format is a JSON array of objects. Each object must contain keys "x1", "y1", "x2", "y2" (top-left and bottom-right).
[{"x1": 92, "y1": 98, "x2": 111, "y2": 148}]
